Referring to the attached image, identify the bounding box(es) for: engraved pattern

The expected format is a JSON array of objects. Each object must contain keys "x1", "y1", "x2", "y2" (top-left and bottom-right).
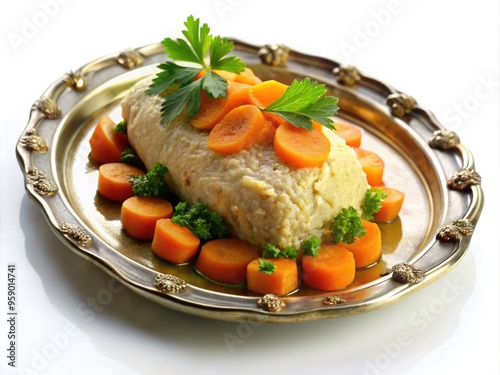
[
  {"x1": 256, "y1": 294, "x2": 286, "y2": 312},
  {"x1": 59, "y1": 222, "x2": 92, "y2": 246},
  {"x1": 323, "y1": 295, "x2": 347, "y2": 305},
  {"x1": 117, "y1": 49, "x2": 145, "y2": 69},
  {"x1": 428, "y1": 130, "x2": 461, "y2": 150},
  {"x1": 19, "y1": 129, "x2": 48, "y2": 153},
  {"x1": 447, "y1": 168, "x2": 482, "y2": 191},
  {"x1": 155, "y1": 274, "x2": 187, "y2": 294},
  {"x1": 65, "y1": 70, "x2": 87, "y2": 91},
  {"x1": 258, "y1": 44, "x2": 289, "y2": 66},
  {"x1": 436, "y1": 219, "x2": 474, "y2": 242},
  {"x1": 26, "y1": 167, "x2": 58, "y2": 196},
  {"x1": 386, "y1": 93, "x2": 417, "y2": 118},
  {"x1": 333, "y1": 65, "x2": 361, "y2": 86},
  {"x1": 381, "y1": 263, "x2": 424, "y2": 284},
  {"x1": 33, "y1": 97, "x2": 61, "y2": 119}
]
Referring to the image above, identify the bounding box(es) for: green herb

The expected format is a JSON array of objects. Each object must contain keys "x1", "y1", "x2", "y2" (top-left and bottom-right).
[
  {"x1": 120, "y1": 147, "x2": 146, "y2": 170},
  {"x1": 113, "y1": 120, "x2": 127, "y2": 134},
  {"x1": 146, "y1": 15, "x2": 245, "y2": 125},
  {"x1": 130, "y1": 162, "x2": 169, "y2": 198},
  {"x1": 362, "y1": 188, "x2": 387, "y2": 220},
  {"x1": 262, "y1": 77, "x2": 339, "y2": 130},
  {"x1": 171, "y1": 201, "x2": 227, "y2": 240},
  {"x1": 330, "y1": 207, "x2": 366, "y2": 244},
  {"x1": 302, "y1": 236, "x2": 321, "y2": 257},
  {"x1": 258, "y1": 259, "x2": 276, "y2": 275},
  {"x1": 262, "y1": 243, "x2": 297, "y2": 261}
]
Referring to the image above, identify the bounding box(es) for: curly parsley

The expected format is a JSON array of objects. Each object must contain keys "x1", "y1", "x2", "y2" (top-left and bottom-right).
[
  {"x1": 171, "y1": 201, "x2": 227, "y2": 241},
  {"x1": 262, "y1": 243, "x2": 297, "y2": 261},
  {"x1": 330, "y1": 207, "x2": 366, "y2": 244},
  {"x1": 258, "y1": 259, "x2": 277, "y2": 275},
  {"x1": 130, "y1": 162, "x2": 169, "y2": 198},
  {"x1": 362, "y1": 188, "x2": 387, "y2": 220}
]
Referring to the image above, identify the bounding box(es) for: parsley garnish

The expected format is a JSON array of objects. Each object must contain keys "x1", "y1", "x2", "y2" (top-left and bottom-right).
[
  {"x1": 262, "y1": 77, "x2": 339, "y2": 130},
  {"x1": 302, "y1": 236, "x2": 321, "y2": 257},
  {"x1": 262, "y1": 244, "x2": 297, "y2": 261},
  {"x1": 330, "y1": 207, "x2": 366, "y2": 244},
  {"x1": 146, "y1": 15, "x2": 245, "y2": 125},
  {"x1": 121, "y1": 147, "x2": 146, "y2": 170},
  {"x1": 362, "y1": 188, "x2": 387, "y2": 220},
  {"x1": 171, "y1": 201, "x2": 227, "y2": 241},
  {"x1": 130, "y1": 162, "x2": 169, "y2": 198},
  {"x1": 113, "y1": 120, "x2": 127, "y2": 134},
  {"x1": 258, "y1": 259, "x2": 277, "y2": 275}
]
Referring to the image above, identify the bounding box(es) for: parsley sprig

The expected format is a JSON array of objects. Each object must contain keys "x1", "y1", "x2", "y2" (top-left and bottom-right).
[
  {"x1": 263, "y1": 78, "x2": 339, "y2": 130},
  {"x1": 262, "y1": 243, "x2": 298, "y2": 261},
  {"x1": 330, "y1": 207, "x2": 366, "y2": 244},
  {"x1": 171, "y1": 201, "x2": 227, "y2": 241},
  {"x1": 362, "y1": 188, "x2": 387, "y2": 220},
  {"x1": 146, "y1": 16, "x2": 245, "y2": 125}
]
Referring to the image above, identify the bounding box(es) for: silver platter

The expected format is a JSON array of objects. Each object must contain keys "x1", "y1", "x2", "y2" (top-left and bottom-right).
[{"x1": 16, "y1": 41, "x2": 483, "y2": 323}]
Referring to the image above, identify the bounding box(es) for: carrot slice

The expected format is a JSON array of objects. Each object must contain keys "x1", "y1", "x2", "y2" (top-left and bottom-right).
[
  {"x1": 247, "y1": 258, "x2": 298, "y2": 296},
  {"x1": 189, "y1": 81, "x2": 251, "y2": 130},
  {"x1": 353, "y1": 148, "x2": 385, "y2": 186},
  {"x1": 334, "y1": 122, "x2": 362, "y2": 147},
  {"x1": 195, "y1": 68, "x2": 261, "y2": 85},
  {"x1": 89, "y1": 115, "x2": 128, "y2": 164},
  {"x1": 247, "y1": 80, "x2": 289, "y2": 127},
  {"x1": 340, "y1": 220, "x2": 382, "y2": 268},
  {"x1": 207, "y1": 104, "x2": 275, "y2": 154},
  {"x1": 301, "y1": 244, "x2": 355, "y2": 291},
  {"x1": 195, "y1": 238, "x2": 260, "y2": 285},
  {"x1": 373, "y1": 186, "x2": 405, "y2": 223},
  {"x1": 233, "y1": 68, "x2": 262, "y2": 85},
  {"x1": 121, "y1": 196, "x2": 173, "y2": 240},
  {"x1": 97, "y1": 162, "x2": 145, "y2": 202},
  {"x1": 151, "y1": 218, "x2": 201, "y2": 264},
  {"x1": 273, "y1": 122, "x2": 331, "y2": 168}
]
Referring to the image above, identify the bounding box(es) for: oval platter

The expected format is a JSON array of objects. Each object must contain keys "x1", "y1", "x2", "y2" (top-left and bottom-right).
[{"x1": 16, "y1": 40, "x2": 484, "y2": 323}]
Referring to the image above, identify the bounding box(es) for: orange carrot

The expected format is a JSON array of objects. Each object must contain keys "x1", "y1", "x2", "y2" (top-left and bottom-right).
[
  {"x1": 195, "y1": 68, "x2": 261, "y2": 85},
  {"x1": 233, "y1": 67, "x2": 262, "y2": 85},
  {"x1": 334, "y1": 122, "x2": 362, "y2": 147},
  {"x1": 354, "y1": 148, "x2": 385, "y2": 186},
  {"x1": 195, "y1": 238, "x2": 260, "y2": 285},
  {"x1": 151, "y1": 218, "x2": 201, "y2": 264},
  {"x1": 207, "y1": 104, "x2": 274, "y2": 154},
  {"x1": 301, "y1": 244, "x2": 355, "y2": 291},
  {"x1": 247, "y1": 80, "x2": 289, "y2": 127},
  {"x1": 373, "y1": 186, "x2": 405, "y2": 223},
  {"x1": 89, "y1": 115, "x2": 128, "y2": 164},
  {"x1": 97, "y1": 162, "x2": 145, "y2": 202},
  {"x1": 121, "y1": 196, "x2": 173, "y2": 240},
  {"x1": 246, "y1": 258, "x2": 298, "y2": 296},
  {"x1": 340, "y1": 220, "x2": 382, "y2": 268},
  {"x1": 189, "y1": 81, "x2": 251, "y2": 130},
  {"x1": 273, "y1": 122, "x2": 331, "y2": 168}
]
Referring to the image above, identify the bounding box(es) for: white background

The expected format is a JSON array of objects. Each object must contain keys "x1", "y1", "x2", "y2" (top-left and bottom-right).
[{"x1": 1, "y1": 1, "x2": 499, "y2": 374}]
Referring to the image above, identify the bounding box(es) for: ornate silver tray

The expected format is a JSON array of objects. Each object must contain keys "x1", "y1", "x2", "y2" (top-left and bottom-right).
[{"x1": 16, "y1": 41, "x2": 484, "y2": 323}]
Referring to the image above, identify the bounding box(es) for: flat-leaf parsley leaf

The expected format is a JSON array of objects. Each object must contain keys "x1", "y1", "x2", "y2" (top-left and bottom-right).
[
  {"x1": 146, "y1": 15, "x2": 245, "y2": 125},
  {"x1": 262, "y1": 77, "x2": 339, "y2": 130}
]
